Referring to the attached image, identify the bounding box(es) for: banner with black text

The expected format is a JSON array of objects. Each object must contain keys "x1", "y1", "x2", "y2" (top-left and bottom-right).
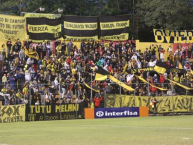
[
  {"x1": 26, "y1": 103, "x2": 85, "y2": 121},
  {"x1": 106, "y1": 95, "x2": 193, "y2": 113},
  {"x1": 26, "y1": 17, "x2": 61, "y2": 42},
  {"x1": 99, "y1": 15, "x2": 129, "y2": 41},
  {"x1": 0, "y1": 14, "x2": 27, "y2": 40},
  {"x1": 63, "y1": 16, "x2": 98, "y2": 41},
  {"x1": 153, "y1": 29, "x2": 193, "y2": 43}
]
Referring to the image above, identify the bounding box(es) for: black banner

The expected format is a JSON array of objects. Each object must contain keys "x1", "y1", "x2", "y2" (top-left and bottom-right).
[
  {"x1": 63, "y1": 16, "x2": 98, "y2": 41},
  {"x1": 99, "y1": 15, "x2": 130, "y2": 41},
  {"x1": 26, "y1": 17, "x2": 61, "y2": 42},
  {"x1": 25, "y1": 103, "x2": 85, "y2": 121}
]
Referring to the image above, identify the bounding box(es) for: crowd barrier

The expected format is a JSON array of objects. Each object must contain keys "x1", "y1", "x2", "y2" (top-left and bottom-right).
[
  {"x1": 0, "y1": 104, "x2": 25, "y2": 123},
  {"x1": 106, "y1": 95, "x2": 193, "y2": 114},
  {"x1": 26, "y1": 103, "x2": 85, "y2": 121},
  {"x1": 1, "y1": 94, "x2": 193, "y2": 123},
  {"x1": 0, "y1": 80, "x2": 193, "y2": 123},
  {"x1": 85, "y1": 107, "x2": 148, "y2": 119},
  {"x1": 0, "y1": 103, "x2": 85, "y2": 123}
]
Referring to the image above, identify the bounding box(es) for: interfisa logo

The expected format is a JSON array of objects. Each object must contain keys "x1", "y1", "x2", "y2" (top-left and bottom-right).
[{"x1": 94, "y1": 108, "x2": 139, "y2": 118}]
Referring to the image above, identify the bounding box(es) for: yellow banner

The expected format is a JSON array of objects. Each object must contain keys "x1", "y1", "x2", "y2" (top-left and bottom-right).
[
  {"x1": 64, "y1": 21, "x2": 97, "y2": 30},
  {"x1": 153, "y1": 29, "x2": 193, "y2": 43},
  {"x1": 137, "y1": 75, "x2": 167, "y2": 91},
  {"x1": 154, "y1": 65, "x2": 166, "y2": 74},
  {"x1": 100, "y1": 20, "x2": 129, "y2": 30},
  {"x1": 95, "y1": 73, "x2": 107, "y2": 81},
  {"x1": 28, "y1": 24, "x2": 61, "y2": 34},
  {"x1": 100, "y1": 33, "x2": 129, "y2": 41},
  {"x1": 168, "y1": 79, "x2": 193, "y2": 90},
  {"x1": 108, "y1": 75, "x2": 135, "y2": 91},
  {"x1": 0, "y1": 14, "x2": 27, "y2": 40},
  {"x1": 0, "y1": 104, "x2": 26, "y2": 123},
  {"x1": 24, "y1": 13, "x2": 61, "y2": 19},
  {"x1": 83, "y1": 82, "x2": 100, "y2": 92},
  {"x1": 65, "y1": 35, "x2": 98, "y2": 42},
  {"x1": 106, "y1": 95, "x2": 193, "y2": 113}
]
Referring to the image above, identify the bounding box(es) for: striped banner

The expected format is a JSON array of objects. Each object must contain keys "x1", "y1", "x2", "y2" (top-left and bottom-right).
[
  {"x1": 99, "y1": 15, "x2": 130, "y2": 41},
  {"x1": 24, "y1": 13, "x2": 61, "y2": 19},
  {"x1": 26, "y1": 18, "x2": 61, "y2": 42},
  {"x1": 63, "y1": 16, "x2": 98, "y2": 41}
]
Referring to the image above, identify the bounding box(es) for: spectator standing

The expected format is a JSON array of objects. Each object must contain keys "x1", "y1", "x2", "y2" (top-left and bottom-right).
[
  {"x1": 93, "y1": 93, "x2": 103, "y2": 108},
  {"x1": 67, "y1": 40, "x2": 73, "y2": 56},
  {"x1": 6, "y1": 38, "x2": 12, "y2": 54}
]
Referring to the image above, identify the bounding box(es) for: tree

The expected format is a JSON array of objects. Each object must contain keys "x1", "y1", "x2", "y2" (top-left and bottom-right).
[
  {"x1": 136, "y1": 0, "x2": 193, "y2": 30},
  {"x1": 0, "y1": 0, "x2": 42, "y2": 15}
]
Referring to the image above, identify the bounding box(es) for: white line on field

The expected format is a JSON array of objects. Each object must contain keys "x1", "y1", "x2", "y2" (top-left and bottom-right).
[
  {"x1": 182, "y1": 138, "x2": 189, "y2": 140},
  {"x1": 78, "y1": 125, "x2": 193, "y2": 130}
]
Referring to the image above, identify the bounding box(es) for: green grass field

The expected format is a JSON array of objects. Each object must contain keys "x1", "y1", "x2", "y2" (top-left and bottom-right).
[{"x1": 0, "y1": 116, "x2": 193, "y2": 145}]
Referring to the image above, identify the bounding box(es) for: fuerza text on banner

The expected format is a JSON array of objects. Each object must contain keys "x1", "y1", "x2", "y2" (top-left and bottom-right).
[
  {"x1": 0, "y1": 14, "x2": 27, "y2": 40},
  {"x1": 28, "y1": 24, "x2": 61, "y2": 33}
]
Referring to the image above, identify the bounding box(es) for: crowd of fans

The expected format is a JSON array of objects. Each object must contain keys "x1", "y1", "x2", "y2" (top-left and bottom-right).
[{"x1": 0, "y1": 38, "x2": 193, "y2": 107}]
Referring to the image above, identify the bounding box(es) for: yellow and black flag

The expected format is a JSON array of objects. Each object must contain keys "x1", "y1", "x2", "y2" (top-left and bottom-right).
[
  {"x1": 24, "y1": 48, "x2": 39, "y2": 60},
  {"x1": 95, "y1": 66, "x2": 108, "y2": 81},
  {"x1": 137, "y1": 75, "x2": 167, "y2": 91},
  {"x1": 154, "y1": 65, "x2": 166, "y2": 74},
  {"x1": 26, "y1": 17, "x2": 61, "y2": 42},
  {"x1": 168, "y1": 79, "x2": 193, "y2": 91},
  {"x1": 63, "y1": 16, "x2": 98, "y2": 41},
  {"x1": 108, "y1": 75, "x2": 135, "y2": 91},
  {"x1": 83, "y1": 82, "x2": 100, "y2": 93},
  {"x1": 99, "y1": 15, "x2": 129, "y2": 41}
]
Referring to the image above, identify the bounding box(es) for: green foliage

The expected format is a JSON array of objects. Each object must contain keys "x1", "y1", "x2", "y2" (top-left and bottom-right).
[
  {"x1": 0, "y1": 0, "x2": 42, "y2": 15},
  {"x1": 136, "y1": 0, "x2": 193, "y2": 30},
  {"x1": 1, "y1": 0, "x2": 193, "y2": 41},
  {"x1": 0, "y1": 0, "x2": 132, "y2": 16}
]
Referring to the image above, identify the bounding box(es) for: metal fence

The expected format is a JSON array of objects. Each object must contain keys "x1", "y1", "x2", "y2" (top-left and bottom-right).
[
  {"x1": 105, "y1": 82, "x2": 193, "y2": 116},
  {"x1": 0, "y1": 81, "x2": 192, "y2": 123}
]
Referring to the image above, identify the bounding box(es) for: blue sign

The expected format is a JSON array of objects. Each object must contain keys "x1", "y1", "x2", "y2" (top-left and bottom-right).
[{"x1": 94, "y1": 107, "x2": 139, "y2": 118}]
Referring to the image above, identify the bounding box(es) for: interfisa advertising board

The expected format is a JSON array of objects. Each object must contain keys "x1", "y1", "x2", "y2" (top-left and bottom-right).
[{"x1": 95, "y1": 107, "x2": 139, "y2": 119}]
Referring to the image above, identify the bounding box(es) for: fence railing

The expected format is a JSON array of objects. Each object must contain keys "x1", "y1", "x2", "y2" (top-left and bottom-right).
[{"x1": 0, "y1": 81, "x2": 192, "y2": 123}]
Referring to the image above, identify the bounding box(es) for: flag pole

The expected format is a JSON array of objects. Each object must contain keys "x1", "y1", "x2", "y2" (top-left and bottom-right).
[
  {"x1": 147, "y1": 71, "x2": 151, "y2": 115},
  {"x1": 186, "y1": 77, "x2": 188, "y2": 115},
  {"x1": 90, "y1": 72, "x2": 93, "y2": 107},
  {"x1": 171, "y1": 73, "x2": 174, "y2": 115}
]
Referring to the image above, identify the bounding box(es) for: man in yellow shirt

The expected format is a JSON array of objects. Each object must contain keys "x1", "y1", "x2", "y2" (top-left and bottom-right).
[
  {"x1": 173, "y1": 74, "x2": 179, "y2": 82},
  {"x1": 16, "y1": 90, "x2": 24, "y2": 104},
  {"x1": 1, "y1": 86, "x2": 10, "y2": 105},
  {"x1": 22, "y1": 86, "x2": 29, "y2": 99}
]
